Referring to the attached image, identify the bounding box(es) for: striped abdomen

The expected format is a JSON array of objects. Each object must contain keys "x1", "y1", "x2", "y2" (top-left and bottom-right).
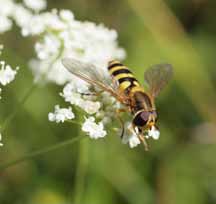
[
  {"x1": 108, "y1": 60, "x2": 154, "y2": 114},
  {"x1": 108, "y1": 60, "x2": 141, "y2": 95}
]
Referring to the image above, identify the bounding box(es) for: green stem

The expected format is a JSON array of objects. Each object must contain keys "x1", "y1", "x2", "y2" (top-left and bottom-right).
[
  {"x1": 0, "y1": 135, "x2": 85, "y2": 171},
  {"x1": 1, "y1": 39, "x2": 64, "y2": 133},
  {"x1": 67, "y1": 120, "x2": 82, "y2": 126},
  {"x1": 1, "y1": 82, "x2": 37, "y2": 133},
  {"x1": 73, "y1": 138, "x2": 89, "y2": 204}
]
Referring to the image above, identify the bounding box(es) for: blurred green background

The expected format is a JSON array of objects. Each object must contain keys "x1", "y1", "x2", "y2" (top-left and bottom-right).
[{"x1": 1, "y1": 0, "x2": 216, "y2": 204}]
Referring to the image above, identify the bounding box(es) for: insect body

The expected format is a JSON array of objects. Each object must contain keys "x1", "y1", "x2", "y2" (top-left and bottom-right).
[
  {"x1": 62, "y1": 58, "x2": 173, "y2": 150},
  {"x1": 108, "y1": 60, "x2": 160, "y2": 148}
]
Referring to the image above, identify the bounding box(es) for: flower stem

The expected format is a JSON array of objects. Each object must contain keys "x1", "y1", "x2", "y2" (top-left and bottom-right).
[
  {"x1": 73, "y1": 138, "x2": 89, "y2": 204},
  {"x1": 1, "y1": 41, "x2": 64, "y2": 133},
  {"x1": 1, "y1": 82, "x2": 37, "y2": 133},
  {"x1": 0, "y1": 135, "x2": 85, "y2": 171}
]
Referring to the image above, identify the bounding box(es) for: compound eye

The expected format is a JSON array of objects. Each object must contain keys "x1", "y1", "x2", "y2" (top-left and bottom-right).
[
  {"x1": 140, "y1": 111, "x2": 150, "y2": 122},
  {"x1": 133, "y1": 111, "x2": 150, "y2": 127}
]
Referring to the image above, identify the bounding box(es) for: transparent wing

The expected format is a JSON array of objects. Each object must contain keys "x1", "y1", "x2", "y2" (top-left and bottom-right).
[
  {"x1": 62, "y1": 58, "x2": 120, "y2": 98},
  {"x1": 144, "y1": 63, "x2": 173, "y2": 98}
]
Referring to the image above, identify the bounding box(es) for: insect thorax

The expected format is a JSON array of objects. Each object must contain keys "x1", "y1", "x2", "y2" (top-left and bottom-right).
[{"x1": 132, "y1": 91, "x2": 153, "y2": 113}]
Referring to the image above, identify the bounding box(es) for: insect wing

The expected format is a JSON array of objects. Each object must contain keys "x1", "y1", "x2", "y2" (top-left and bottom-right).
[
  {"x1": 144, "y1": 63, "x2": 173, "y2": 98},
  {"x1": 62, "y1": 58, "x2": 119, "y2": 97}
]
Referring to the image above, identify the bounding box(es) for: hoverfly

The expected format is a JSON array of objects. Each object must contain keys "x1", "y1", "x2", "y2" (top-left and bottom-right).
[{"x1": 62, "y1": 58, "x2": 173, "y2": 150}]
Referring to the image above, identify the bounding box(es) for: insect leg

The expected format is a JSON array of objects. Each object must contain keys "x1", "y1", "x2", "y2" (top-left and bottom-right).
[
  {"x1": 132, "y1": 124, "x2": 149, "y2": 151},
  {"x1": 79, "y1": 92, "x2": 96, "y2": 96},
  {"x1": 79, "y1": 90, "x2": 103, "y2": 96},
  {"x1": 115, "y1": 108, "x2": 128, "y2": 138},
  {"x1": 138, "y1": 134, "x2": 149, "y2": 151}
]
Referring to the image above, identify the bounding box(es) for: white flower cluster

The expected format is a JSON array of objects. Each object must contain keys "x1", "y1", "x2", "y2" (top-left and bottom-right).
[
  {"x1": 23, "y1": 0, "x2": 47, "y2": 12},
  {"x1": 0, "y1": 0, "x2": 47, "y2": 34},
  {"x1": 0, "y1": 45, "x2": 18, "y2": 98},
  {"x1": 60, "y1": 82, "x2": 101, "y2": 115},
  {"x1": 25, "y1": 9, "x2": 126, "y2": 85},
  {"x1": 48, "y1": 105, "x2": 74, "y2": 123},
  {"x1": 0, "y1": 0, "x2": 14, "y2": 33},
  {"x1": 49, "y1": 82, "x2": 121, "y2": 139},
  {"x1": 146, "y1": 126, "x2": 160, "y2": 140},
  {"x1": 82, "y1": 117, "x2": 107, "y2": 139},
  {"x1": 0, "y1": 61, "x2": 18, "y2": 86}
]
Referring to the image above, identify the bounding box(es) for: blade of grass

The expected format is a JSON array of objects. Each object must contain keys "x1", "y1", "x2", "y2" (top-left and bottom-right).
[
  {"x1": 73, "y1": 138, "x2": 89, "y2": 204},
  {"x1": 0, "y1": 135, "x2": 85, "y2": 170}
]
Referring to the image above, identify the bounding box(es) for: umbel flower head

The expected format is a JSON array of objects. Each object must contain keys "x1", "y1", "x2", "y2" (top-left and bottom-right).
[
  {"x1": 0, "y1": 0, "x2": 47, "y2": 34},
  {"x1": 20, "y1": 9, "x2": 126, "y2": 85}
]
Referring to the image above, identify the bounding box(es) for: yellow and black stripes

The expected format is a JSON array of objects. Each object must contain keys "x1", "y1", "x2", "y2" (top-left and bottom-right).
[
  {"x1": 108, "y1": 60, "x2": 123, "y2": 71},
  {"x1": 108, "y1": 60, "x2": 141, "y2": 93}
]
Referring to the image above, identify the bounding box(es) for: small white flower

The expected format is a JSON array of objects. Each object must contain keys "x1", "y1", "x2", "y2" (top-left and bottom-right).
[
  {"x1": 59, "y1": 10, "x2": 74, "y2": 22},
  {"x1": 66, "y1": 92, "x2": 84, "y2": 105},
  {"x1": 73, "y1": 79, "x2": 90, "y2": 94},
  {"x1": 80, "y1": 100, "x2": 101, "y2": 115},
  {"x1": 122, "y1": 124, "x2": 141, "y2": 148},
  {"x1": 21, "y1": 14, "x2": 46, "y2": 36},
  {"x1": 23, "y1": 0, "x2": 47, "y2": 12},
  {"x1": 0, "y1": 0, "x2": 14, "y2": 16},
  {"x1": 82, "y1": 116, "x2": 107, "y2": 139},
  {"x1": 128, "y1": 134, "x2": 141, "y2": 148},
  {"x1": 35, "y1": 34, "x2": 61, "y2": 60},
  {"x1": 60, "y1": 83, "x2": 83, "y2": 105},
  {"x1": 0, "y1": 46, "x2": 18, "y2": 99},
  {"x1": 44, "y1": 10, "x2": 66, "y2": 31},
  {"x1": 0, "y1": 16, "x2": 12, "y2": 33},
  {"x1": 0, "y1": 61, "x2": 18, "y2": 86},
  {"x1": 146, "y1": 126, "x2": 160, "y2": 140},
  {"x1": 0, "y1": 133, "x2": 3, "y2": 146},
  {"x1": 13, "y1": 4, "x2": 33, "y2": 28},
  {"x1": 48, "y1": 105, "x2": 75, "y2": 123}
]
